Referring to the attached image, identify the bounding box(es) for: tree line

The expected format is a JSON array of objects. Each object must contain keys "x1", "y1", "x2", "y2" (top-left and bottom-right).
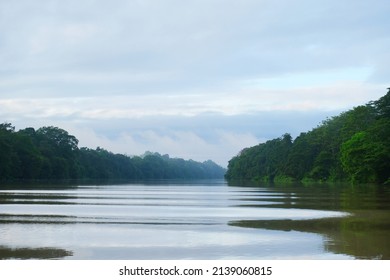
[
  {"x1": 0, "y1": 124, "x2": 226, "y2": 181},
  {"x1": 225, "y1": 89, "x2": 390, "y2": 184}
]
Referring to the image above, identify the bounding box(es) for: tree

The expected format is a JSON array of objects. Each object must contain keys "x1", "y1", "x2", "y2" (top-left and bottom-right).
[
  {"x1": 340, "y1": 132, "x2": 383, "y2": 183},
  {"x1": 225, "y1": 89, "x2": 390, "y2": 184},
  {"x1": 0, "y1": 123, "x2": 16, "y2": 179},
  {"x1": 370, "y1": 88, "x2": 390, "y2": 118},
  {"x1": 0, "y1": 122, "x2": 226, "y2": 181},
  {"x1": 0, "y1": 123, "x2": 15, "y2": 132},
  {"x1": 36, "y1": 126, "x2": 79, "y2": 153}
]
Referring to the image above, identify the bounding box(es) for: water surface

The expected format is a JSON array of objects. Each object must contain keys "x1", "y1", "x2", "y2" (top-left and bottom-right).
[{"x1": 0, "y1": 180, "x2": 389, "y2": 259}]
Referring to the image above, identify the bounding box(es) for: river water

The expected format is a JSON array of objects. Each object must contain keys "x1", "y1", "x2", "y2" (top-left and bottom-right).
[{"x1": 0, "y1": 180, "x2": 389, "y2": 259}]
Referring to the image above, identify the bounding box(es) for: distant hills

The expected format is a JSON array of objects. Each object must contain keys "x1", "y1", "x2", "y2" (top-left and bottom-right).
[
  {"x1": 0, "y1": 124, "x2": 226, "y2": 181},
  {"x1": 225, "y1": 89, "x2": 390, "y2": 184}
]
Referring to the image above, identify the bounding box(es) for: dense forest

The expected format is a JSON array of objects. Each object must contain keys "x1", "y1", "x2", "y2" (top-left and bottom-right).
[
  {"x1": 225, "y1": 89, "x2": 390, "y2": 184},
  {"x1": 0, "y1": 124, "x2": 226, "y2": 181}
]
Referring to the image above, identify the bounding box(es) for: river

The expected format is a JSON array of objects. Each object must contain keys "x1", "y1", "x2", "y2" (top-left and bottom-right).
[{"x1": 0, "y1": 180, "x2": 389, "y2": 259}]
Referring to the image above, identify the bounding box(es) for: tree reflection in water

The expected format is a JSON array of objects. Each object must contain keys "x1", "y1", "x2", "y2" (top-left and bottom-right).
[
  {"x1": 229, "y1": 183, "x2": 390, "y2": 259},
  {"x1": 0, "y1": 246, "x2": 73, "y2": 259}
]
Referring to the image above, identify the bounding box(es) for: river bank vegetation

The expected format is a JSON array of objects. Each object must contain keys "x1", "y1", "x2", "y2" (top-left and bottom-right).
[
  {"x1": 225, "y1": 89, "x2": 390, "y2": 184},
  {"x1": 0, "y1": 124, "x2": 226, "y2": 181}
]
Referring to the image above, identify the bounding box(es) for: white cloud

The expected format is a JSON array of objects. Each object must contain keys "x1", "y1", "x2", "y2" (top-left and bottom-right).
[
  {"x1": 0, "y1": 81, "x2": 384, "y2": 122},
  {"x1": 0, "y1": 0, "x2": 389, "y2": 166},
  {"x1": 1, "y1": 0, "x2": 388, "y2": 90}
]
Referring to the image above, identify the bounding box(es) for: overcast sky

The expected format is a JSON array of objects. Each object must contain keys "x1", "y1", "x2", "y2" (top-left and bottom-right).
[{"x1": 0, "y1": 0, "x2": 389, "y2": 167}]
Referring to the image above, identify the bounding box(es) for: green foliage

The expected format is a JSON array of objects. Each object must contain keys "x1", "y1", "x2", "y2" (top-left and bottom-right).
[
  {"x1": 0, "y1": 125, "x2": 226, "y2": 181},
  {"x1": 226, "y1": 89, "x2": 390, "y2": 184},
  {"x1": 340, "y1": 131, "x2": 385, "y2": 183},
  {"x1": 225, "y1": 133, "x2": 292, "y2": 181}
]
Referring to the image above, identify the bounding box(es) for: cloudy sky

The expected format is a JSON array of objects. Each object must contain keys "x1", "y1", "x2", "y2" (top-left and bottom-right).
[{"x1": 0, "y1": 0, "x2": 389, "y2": 167}]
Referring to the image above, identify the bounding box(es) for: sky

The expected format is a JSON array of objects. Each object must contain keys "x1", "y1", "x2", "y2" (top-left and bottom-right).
[{"x1": 0, "y1": 0, "x2": 389, "y2": 167}]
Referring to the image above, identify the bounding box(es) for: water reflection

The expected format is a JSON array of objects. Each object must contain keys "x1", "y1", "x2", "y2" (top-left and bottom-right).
[
  {"x1": 0, "y1": 180, "x2": 389, "y2": 259},
  {"x1": 0, "y1": 246, "x2": 72, "y2": 259},
  {"x1": 230, "y1": 213, "x2": 390, "y2": 259},
  {"x1": 228, "y1": 181, "x2": 390, "y2": 259}
]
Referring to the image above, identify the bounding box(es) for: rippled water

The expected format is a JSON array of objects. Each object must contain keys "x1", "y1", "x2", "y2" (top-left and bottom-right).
[{"x1": 0, "y1": 180, "x2": 389, "y2": 259}]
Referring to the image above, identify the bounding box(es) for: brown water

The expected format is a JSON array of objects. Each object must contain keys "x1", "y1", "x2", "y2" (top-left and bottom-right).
[{"x1": 0, "y1": 180, "x2": 389, "y2": 259}]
